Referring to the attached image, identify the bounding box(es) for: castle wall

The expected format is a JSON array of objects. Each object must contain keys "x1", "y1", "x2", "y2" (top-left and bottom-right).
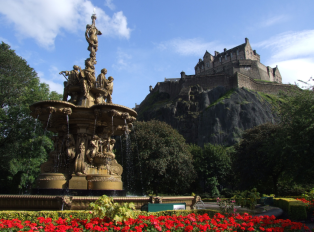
[
  {"x1": 154, "y1": 81, "x2": 181, "y2": 99},
  {"x1": 236, "y1": 72, "x2": 289, "y2": 94},
  {"x1": 148, "y1": 71, "x2": 290, "y2": 107},
  {"x1": 256, "y1": 62, "x2": 273, "y2": 81},
  {"x1": 178, "y1": 74, "x2": 236, "y2": 99}
]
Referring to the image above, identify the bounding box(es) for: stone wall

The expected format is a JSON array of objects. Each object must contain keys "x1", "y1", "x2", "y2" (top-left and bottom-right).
[
  {"x1": 236, "y1": 72, "x2": 290, "y2": 94},
  {"x1": 152, "y1": 81, "x2": 181, "y2": 99}
]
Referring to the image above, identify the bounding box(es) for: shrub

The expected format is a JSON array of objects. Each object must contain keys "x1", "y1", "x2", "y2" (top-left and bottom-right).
[
  {"x1": 232, "y1": 188, "x2": 260, "y2": 210},
  {"x1": 89, "y1": 195, "x2": 136, "y2": 223}
]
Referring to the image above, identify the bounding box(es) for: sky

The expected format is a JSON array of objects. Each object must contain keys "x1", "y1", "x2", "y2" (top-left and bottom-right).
[{"x1": 0, "y1": 0, "x2": 314, "y2": 109}]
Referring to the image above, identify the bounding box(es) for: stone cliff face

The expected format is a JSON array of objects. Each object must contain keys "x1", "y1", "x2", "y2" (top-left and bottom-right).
[{"x1": 136, "y1": 86, "x2": 278, "y2": 147}]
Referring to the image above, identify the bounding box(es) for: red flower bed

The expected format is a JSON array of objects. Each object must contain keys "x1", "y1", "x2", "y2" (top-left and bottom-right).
[{"x1": 0, "y1": 212, "x2": 313, "y2": 232}]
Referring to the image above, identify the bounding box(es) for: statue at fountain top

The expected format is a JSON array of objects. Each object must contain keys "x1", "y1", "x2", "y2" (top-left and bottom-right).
[{"x1": 85, "y1": 14, "x2": 102, "y2": 53}]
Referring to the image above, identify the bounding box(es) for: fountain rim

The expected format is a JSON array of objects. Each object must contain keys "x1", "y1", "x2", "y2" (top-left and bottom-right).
[{"x1": 30, "y1": 100, "x2": 138, "y2": 117}]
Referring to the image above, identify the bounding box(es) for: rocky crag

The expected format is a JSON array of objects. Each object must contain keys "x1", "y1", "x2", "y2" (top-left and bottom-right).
[{"x1": 136, "y1": 86, "x2": 279, "y2": 147}]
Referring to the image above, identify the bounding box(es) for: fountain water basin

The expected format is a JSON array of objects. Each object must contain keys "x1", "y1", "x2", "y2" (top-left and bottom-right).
[{"x1": 30, "y1": 101, "x2": 136, "y2": 195}]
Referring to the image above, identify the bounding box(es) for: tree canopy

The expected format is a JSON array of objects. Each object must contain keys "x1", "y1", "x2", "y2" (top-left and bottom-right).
[
  {"x1": 232, "y1": 84, "x2": 314, "y2": 196},
  {"x1": 190, "y1": 143, "x2": 234, "y2": 196},
  {"x1": 117, "y1": 120, "x2": 195, "y2": 195},
  {"x1": 0, "y1": 42, "x2": 62, "y2": 193},
  {"x1": 276, "y1": 85, "x2": 314, "y2": 184},
  {"x1": 231, "y1": 123, "x2": 294, "y2": 196}
]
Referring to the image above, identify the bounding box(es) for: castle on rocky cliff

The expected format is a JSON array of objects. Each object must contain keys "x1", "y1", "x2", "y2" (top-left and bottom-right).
[
  {"x1": 135, "y1": 38, "x2": 290, "y2": 109},
  {"x1": 194, "y1": 38, "x2": 282, "y2": 83}
]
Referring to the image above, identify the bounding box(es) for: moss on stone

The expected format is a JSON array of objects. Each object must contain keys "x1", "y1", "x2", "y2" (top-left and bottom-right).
[{"x1": 254, "y1": 79, "x2": 276, "y2": 83}]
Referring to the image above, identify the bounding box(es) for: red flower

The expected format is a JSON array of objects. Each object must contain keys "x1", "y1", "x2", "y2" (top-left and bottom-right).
[
  {"x1": 184, "y1": 225, "x2": 194, "y2": 231},
  {"x1": 85, "y1": 222, "x2": 94, "y2": 230}
]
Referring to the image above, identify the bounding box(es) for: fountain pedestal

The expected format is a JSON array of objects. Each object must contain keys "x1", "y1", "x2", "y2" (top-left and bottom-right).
[
  {"x1": 37, "y1": 173, "x2": 68, "y2": 189},
  {"x1": 69, "y1": 175, "x2": 88, "y2": 190}
]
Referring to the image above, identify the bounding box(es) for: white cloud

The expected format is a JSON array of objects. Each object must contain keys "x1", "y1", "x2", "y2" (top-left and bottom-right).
[
  {"x1": 0, "y1": 0, "x2": 130, "y2": 49},
  {"x1": 104, "y1": 0, "x2": 115, "y2": 10},
  {"x1": 41, "y1": 78, "x2": 64, "y2": 94},
  {"x1": 49, "y1": 66, "x2": 65, "y2": 82},
  {"x1": 254, "y1": 30, "x2": 314, "y2": 85},
  {"x1": 270, "y1": 58, "x2": 314, "y2": 86},
  {"x1": 157, "y1": 38, "x2": 231, "y2": 56},
  {"x1": 260, "y1": 15, "x2": 287, "y2": 27},
  {"x1": 254, "y1": 30, "x2": 314, "y2": 63},
  {"x1": 37, "y1": 70, "x2": 64, "y2": 94}
]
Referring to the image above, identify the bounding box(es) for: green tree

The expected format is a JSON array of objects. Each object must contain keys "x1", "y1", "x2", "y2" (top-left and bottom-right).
[
  {"x1": 276, "y1": 85, "x2": 314, "y2": 185},
  {"x1": 189, "y1": 143, "x2": 234, "y2": 196},
  {"x1": 232, "y1": 123, "x2": 294, "y2": 196},
  {"x1": 0, "y1": 42, "x2": 62, "y2": 193},
  {"x1": 118, "y1": 120, "x2": 195, "y2": 195}
]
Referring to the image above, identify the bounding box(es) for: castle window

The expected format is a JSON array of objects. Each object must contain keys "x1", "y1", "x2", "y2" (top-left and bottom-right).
[
  {"x1": 231, "y1": 53, "x2": 233, "y2": 59},
  {"x1": 206, "y1": 62, "x2": 210, "y2": 68},
  {"x1": 225, "y1": 54, "x2": 227, "y2": 60},
  {"x1": 219, "y1": 57, "x2": 222, "y2": 62},
  {"x1": 237, "y1": 50, "x2": 239, "y2": 55}
]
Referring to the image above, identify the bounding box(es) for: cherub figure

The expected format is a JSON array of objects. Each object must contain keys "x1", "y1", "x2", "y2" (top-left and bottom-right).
[
  {"x1": 104, "y1": 138, "x2": 116, "y2": 159},
  {"x1": 86, "y1": 135, "x2": 99, "y2": 163},
  {"x1": 65, "y1": 134, "x2": 76, "y2": 160}
]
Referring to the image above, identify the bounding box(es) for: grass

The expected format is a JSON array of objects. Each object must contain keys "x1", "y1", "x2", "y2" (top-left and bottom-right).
[
  {"x1": 137, "y1": 91, "x2": 173, "y2": 119},
  {"x1": 254, "y1": 79, "x2": 278, "y2": 83},
  {"x1": 205, "y1": 89, "x2": 236, "y2": 111},
  {"x1": 257, "y1": 91, "x2": 285, "y2": 108}
]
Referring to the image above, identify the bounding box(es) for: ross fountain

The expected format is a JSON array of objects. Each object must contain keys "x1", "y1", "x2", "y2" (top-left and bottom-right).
[
  {"x1": 0, "y1": 12, "x2": 201, "y2": 210},
  {"x1": 29, "y1": 12, "x2": 136, "y2": 196}
]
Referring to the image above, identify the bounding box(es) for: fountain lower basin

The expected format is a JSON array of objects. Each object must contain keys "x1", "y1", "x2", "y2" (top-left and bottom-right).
[{"x1": 29, "y1": 100, "x2": 136, "y2": 194}]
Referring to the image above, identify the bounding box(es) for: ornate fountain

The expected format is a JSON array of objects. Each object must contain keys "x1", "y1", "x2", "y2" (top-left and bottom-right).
[
  {"x1": 29, "y1": 12, "x2": 136, "y2": 195},
  {"x1": 0, "y1": 12, "x2": 202, "y2": 210}
]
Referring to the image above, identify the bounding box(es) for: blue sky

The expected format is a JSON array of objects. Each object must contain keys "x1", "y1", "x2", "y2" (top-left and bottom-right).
[{"x1": 0, "y1": 0, "x2": 313, "y2": 109}]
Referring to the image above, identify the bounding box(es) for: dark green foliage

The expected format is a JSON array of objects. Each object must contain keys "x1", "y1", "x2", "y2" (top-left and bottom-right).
[
  {"x1": 189, "y1": 143, "x2": 234, "y2": 197},
  {"x1": 0, "y1": 42, "x2": 62, "y2": 193},
  {"x1": 276, "y1": 86, "x2": 314, "y2": 184},
  {"x1": 232, "y1": 188, "x2": 260, "y2": 210},
  {"x1": 232, "y1": 123, "x2": 292, "y2": 196},
  {"x1": 217, "y1": 83, "x2": 314, "y2": 197},
  {"x1": 117, "y1": 120, "x2": 195, "y2": 195},
  {"x1": 277, "y1": 182, "x2": 314, "y2": 197}
]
